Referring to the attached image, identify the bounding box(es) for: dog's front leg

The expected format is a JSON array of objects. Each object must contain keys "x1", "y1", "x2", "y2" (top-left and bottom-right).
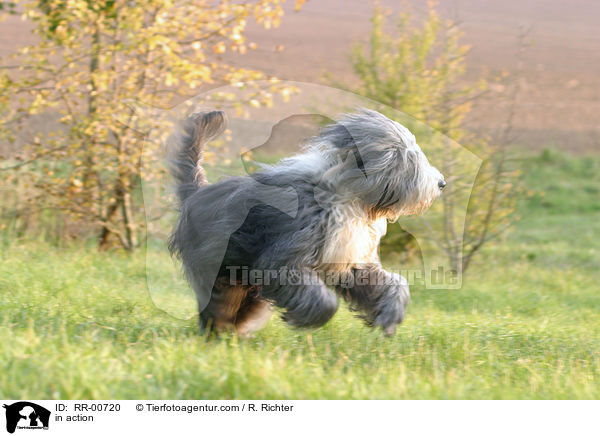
[
  {"x1": 260, "y1": 269, "x2": 339, "y2": 329},
  {"x1": 335, "y1": 264, "x2": 410, "y2": 336}
]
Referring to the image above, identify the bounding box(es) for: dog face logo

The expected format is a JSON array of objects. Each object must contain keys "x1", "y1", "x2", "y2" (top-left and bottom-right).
[{"x1": 2, "y1": 402, "x2": 50, "y2": 434}]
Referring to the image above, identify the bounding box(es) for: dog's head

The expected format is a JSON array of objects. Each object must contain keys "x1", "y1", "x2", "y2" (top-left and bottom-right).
[{"x1": 314, "y1": 108, "x2": 445, "y2": 220}]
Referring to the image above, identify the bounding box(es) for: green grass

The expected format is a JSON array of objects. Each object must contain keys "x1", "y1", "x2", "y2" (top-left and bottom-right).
[{"x1": 1, "y1": 150, "x2": 599, "y2": 399}]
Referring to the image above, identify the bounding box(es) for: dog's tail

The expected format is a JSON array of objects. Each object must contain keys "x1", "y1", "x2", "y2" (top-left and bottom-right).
[{"x1": 169, "y1": 110, "x2": 227, "y2": 203}]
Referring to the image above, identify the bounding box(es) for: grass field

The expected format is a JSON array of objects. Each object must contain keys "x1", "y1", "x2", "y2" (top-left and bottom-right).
[{"x1": 1, "y1": 150, "x2": 599, "y2": 399}]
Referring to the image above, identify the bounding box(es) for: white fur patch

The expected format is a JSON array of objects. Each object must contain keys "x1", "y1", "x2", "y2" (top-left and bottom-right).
[{"x1": 321, "y1": 206, "x2": 387, "y2": 270}]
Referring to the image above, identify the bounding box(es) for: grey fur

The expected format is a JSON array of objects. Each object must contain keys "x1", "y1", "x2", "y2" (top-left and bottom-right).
[{"x1": 168, "y1": 108, "x2": 444, "y2": 336}]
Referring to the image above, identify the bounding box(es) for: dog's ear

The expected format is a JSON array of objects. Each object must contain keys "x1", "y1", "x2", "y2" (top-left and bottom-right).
[{"x1": 321, "y1": 123, "x2": 367, "y2": 178}]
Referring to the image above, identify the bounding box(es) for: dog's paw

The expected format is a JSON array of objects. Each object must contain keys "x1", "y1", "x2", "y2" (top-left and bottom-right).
[
  {"x1": 374, "y1": 273, "x2": 410, "y2": 336},
  {"x1": 281, "y1": 283, "x2": 339, "y2": 328}
]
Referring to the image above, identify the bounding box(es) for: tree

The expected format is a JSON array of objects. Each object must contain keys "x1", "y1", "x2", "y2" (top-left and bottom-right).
[
  {"x1": 0, "y1": 0, "x2": 300, "y2": 250},
  {"x1": 345, "y1": 4, "x2": 519, "y2": 274}
]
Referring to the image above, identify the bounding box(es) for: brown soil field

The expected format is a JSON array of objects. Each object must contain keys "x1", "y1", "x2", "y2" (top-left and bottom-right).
[{"x1": 1, "y1": 0, "x2": 599, "y2": 153}]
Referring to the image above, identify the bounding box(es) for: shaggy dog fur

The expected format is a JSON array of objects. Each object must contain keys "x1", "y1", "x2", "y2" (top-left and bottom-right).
[{"x1": 169, "y1": 109, "x2": 445, "y2": 336}]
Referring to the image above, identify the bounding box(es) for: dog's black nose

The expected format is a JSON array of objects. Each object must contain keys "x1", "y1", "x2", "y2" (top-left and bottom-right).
[{"x1": 438, "y1": 180, "x2": 446, "y2": 189}]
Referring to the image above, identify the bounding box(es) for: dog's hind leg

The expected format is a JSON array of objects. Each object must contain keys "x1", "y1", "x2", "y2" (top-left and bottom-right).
[
  {"x1": 199, "y1": 278, "x2": 248, "y2": 334},
  {"x1": 234, "y1": 296, "x2": 274, "y2": 337}
]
